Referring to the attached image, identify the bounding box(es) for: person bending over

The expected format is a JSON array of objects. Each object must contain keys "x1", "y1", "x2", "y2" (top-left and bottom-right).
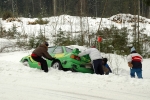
[{"x1": 31, "y1": 41, "x2": 55, "y2": 73}]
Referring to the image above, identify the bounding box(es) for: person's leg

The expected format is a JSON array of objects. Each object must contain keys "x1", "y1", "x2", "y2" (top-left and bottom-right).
[
  {"x1": 40, "y1": 58, "x2": 48, "y2": 72},
  {"x1": 91, "y1": 61, "x2": 95, "y2": 73},
  {"x1": 92, "y1": 60, "x2": 99, "y2": 74},
  {"x1": 93, "y1": 59, "x2": 104, "y2": 75},
  {"x1": 31, "y1": 56, "x2": 44, "y2": 70},
  {"x1": 98, "y1": 59, "x2": 104, "y2": 75},
  {"x1": 31, "y1": 56, "x2": 48, "y2": 72},
  {"x1": 130, "y1": 68, "x2": 135, "y2": 78},
  {"x1": 136, "y1": 68, "x2": 143, "y2": 79}
]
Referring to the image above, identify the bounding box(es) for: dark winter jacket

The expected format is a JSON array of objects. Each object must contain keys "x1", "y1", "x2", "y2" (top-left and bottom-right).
[
  {"x1": 127, "y1": 51, "x2": 143, "y2": 68},
  {"x1": 102, "y1": 65, "x2": 109, "y2": 74},
  {"x1": 102, "y1": 58, "x2": 112, "y2": 73},
  {"x1": 32, "y1": 44, "x2": 53, "y2": 60},
  {"x1": 104, "y1": 64, "x2": 112, "y2": 73}
]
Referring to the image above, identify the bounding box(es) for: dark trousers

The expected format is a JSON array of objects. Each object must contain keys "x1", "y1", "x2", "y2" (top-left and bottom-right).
[
  {"x1": 92, "y1": 59, "x2": 104, "y2": 75},
  {"x1": 130, "y1": 68, "x2": 142, "y2": 79},
  {"x1": 31, "y1": 56, "x2": 48, "y2": 72}
]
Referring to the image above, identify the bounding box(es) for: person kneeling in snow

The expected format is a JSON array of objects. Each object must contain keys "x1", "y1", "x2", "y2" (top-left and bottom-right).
[
  {"x1": 102, "y1": 58, "x2": 112, "y2": 75},
  {"x1": 127, "y1": 47, "x2": 143, "y2": 79}
]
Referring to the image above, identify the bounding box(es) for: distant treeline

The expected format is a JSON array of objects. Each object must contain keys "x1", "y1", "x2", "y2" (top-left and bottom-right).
[{"x1": 0, "y1": 0, "x2": 150, "y2": 18}]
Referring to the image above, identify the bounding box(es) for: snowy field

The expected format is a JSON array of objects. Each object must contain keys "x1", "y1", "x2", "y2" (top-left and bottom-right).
[
  {"x1": 0, "y1": 14, "x2": 150, "y2": 100},
  {"x1": 0, "y1": 49, "x2": 150, "y2": 100}
]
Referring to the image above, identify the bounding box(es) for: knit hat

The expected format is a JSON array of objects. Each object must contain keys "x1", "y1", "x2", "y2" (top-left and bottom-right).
[
  {"x1": 130, "y1": 47, "x2": 135, "y2": 52},
  {"x1": 103, "y1": 58, "x2": 108, "y2": 63}
]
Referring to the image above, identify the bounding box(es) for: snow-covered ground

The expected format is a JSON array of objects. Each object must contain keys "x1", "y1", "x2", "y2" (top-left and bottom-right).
[
  {"x1": 0, "y1": 14, "x2": 150, "y2": 100},
  {"x1": 0, "y1": 50, "x2": 150, "y2": 100}
]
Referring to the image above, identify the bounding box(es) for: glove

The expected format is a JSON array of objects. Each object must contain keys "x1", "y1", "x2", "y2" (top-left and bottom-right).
[{"x1": 128, "y1": 62, "x2": 133, "y2": 68}]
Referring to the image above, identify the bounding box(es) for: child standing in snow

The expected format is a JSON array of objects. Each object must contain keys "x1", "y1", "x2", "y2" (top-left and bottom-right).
[{"x1": 127, "y1": 47, "x2": 143, "y2": 79}]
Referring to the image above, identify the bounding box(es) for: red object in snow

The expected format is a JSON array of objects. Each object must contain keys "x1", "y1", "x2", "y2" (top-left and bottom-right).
[
  {"x1": 91, "y1": 46, "x2": 96, "y2": 48},
  {"x1": 97, "y1": 36, "x2": 102, "y2": 42}
]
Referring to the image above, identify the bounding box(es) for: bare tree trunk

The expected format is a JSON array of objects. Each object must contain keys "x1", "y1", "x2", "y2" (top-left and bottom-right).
[
  {"x1": 63, "y1": 0, "x2": 66, "y2": 13},
  {"x1": 53, "y1": 0, "x2": 57, "y2": 16},
  {"x1": 79, "y1": 0, "x2": 86, "y2": 16},
  {"x1": 148, "y1": 7, "x2": 150, "y2": 18},
  {"x1": 32, "y1": 0, "x2": 34, "y2": 17},
  {"x1": 86, "y1": 17, "x2": 90, "y2": 46},
  {"x1": 95, "y1": 0, "x2": 97, "y2": 17},
  {"x1": 80, "y1": 0, "x2": 83, "y2": 16},
  {"x1": 12, "y1": 0, "x2": 14, "y2": 16},
  {"x1": 80, "y1": 0, "x2": 83, "y2": 45},
  {"x1": 97, "y1": 0, "x2": 108, "y2": 32},
  {"x1": 137, "y1": 0, "x2": 140, "y2": 51},
  {"x1": 133, "y1": 0, "x2": 137, "y2": 48},
  {"x1": 141, "y1": 0, "x2": 143, "y2": 16}
]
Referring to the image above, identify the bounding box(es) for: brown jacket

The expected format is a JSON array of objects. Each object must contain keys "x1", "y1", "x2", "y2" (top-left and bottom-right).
[{"x1": 32, "y1": 44, "x2": 53, "y2": 59}]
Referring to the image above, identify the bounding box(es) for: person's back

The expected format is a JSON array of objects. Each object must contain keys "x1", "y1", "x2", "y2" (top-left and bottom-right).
[
  {"x1": 78, "y1": 47, "x2": 104, "y2": 75},
  {"x1": 127, "y1": 52, "x2": 143, "y2": 68},
  {"x1": 80, "y1": 48, "x2": 102, "y2": 61},
  {"x1": 32, "y1": 44, "x2": 47, "y2": 56},
  {"x1": 127, "y1": 47, "x2": 143, "y2": 78},
  {"x1": 32, "y1": 43, "x2": 52, "y2": 59}
]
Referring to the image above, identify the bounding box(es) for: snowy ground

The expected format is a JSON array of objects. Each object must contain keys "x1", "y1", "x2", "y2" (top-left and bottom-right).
[
  {"x1": 0, "y1": 14, "x2": 150, "y2": 100},
  {"x1": 0, "y1": 50, "x2": 150, "y2": 100}
]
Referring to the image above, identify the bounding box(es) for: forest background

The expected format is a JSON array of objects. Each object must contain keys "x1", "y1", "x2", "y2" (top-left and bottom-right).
[{"x1": 0, "y1": 0, "x2": 150, "y2": 18}]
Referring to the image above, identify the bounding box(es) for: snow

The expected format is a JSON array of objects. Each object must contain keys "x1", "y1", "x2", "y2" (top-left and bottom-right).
[
  {"x1": 0, "y1": 51, "x2": 150, "y2": 100},
  {"x1": 0, "y1": 14, "x2": 150, "y2": 100}
]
